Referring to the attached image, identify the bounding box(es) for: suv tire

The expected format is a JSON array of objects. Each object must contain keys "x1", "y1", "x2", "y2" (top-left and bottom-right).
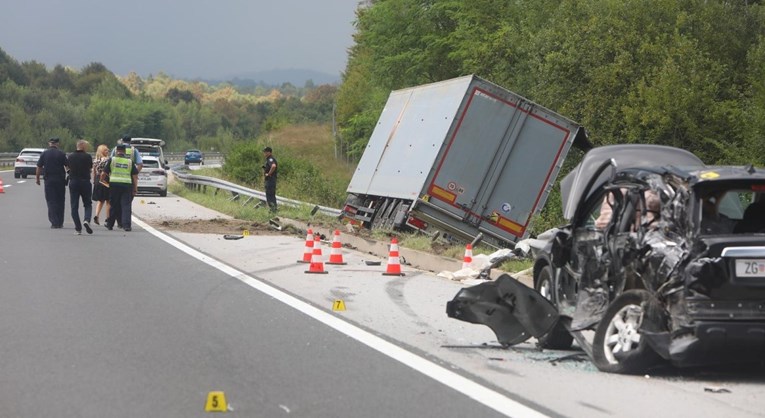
[
  {"x1": 592, "y1": 289, "x2": 663, "y2": 374},
  {"x1": 535, "y1": 264, "x2": 574, "y2": 349}
]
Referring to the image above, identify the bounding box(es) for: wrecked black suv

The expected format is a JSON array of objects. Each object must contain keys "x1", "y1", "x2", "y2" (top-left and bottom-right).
[{"x1": 448, "y1": 144, "x2": 765, "y2": 373}]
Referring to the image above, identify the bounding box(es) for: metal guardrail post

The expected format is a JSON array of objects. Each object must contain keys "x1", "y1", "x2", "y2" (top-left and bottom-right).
[{"x1": 171, "y1": 169, "x2": 342, "y2": 217}]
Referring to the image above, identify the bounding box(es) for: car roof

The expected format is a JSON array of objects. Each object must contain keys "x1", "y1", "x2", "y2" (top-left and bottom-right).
[
  {"x1": 130, "y1": 138, "x2": 165, "y2": 147},
  {"x1": 19, "y1": 148, "x2": 46, "y2": 153},
  {"x1": 560, "y1": 144, "x2": 705, "y2": 220}
]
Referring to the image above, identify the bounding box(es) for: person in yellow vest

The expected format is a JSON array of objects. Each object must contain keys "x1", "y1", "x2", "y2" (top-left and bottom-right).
[{"x1": 100, "y1": 143, "x2": 138, "y2": 231}]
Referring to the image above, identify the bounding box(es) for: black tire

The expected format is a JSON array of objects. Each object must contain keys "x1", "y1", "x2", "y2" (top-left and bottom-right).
[
  {"x1": 592, "y1": 290, "x2": 663, "y2": 374},
  {"x1": 159, "y1": 190, "x2": 167, "y2": 197},
  {"x1": 14, "y1": 172, "x2": 20, "y2": 178},
  {"x1": 535, "y1": 264, "x2": 574, "y2": 349}
]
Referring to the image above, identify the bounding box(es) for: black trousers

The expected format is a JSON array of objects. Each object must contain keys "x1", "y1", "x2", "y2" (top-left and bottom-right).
[
  {"x1": 106, "y1": 185, "x2": 133, "y2": 229},
  {"x1": 69, "y1": 178, "x2": 92, "y2": 231},
  {"x1": 265, "y1": 178, "x2": 277, "y2": 211},
  {"x1": 44, "y1": 178, "x2": 66, "y2": 227}
]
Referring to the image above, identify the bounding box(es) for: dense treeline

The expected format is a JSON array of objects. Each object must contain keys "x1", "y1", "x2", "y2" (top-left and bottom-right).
[
  {"x1": 336, "y1": 0, "x2": 765, "y2": 166},
  {"x1": 0, "y1": 48, "x2": 337, "y2": 153}
]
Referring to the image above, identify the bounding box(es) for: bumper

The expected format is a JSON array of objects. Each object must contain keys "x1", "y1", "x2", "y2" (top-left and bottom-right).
[
  {"x1": 14, "y1": 166, "x2": 37, "y2": 175},
  {"x1": 645, "y1": 321, "x2": 765, "y2": 367}
]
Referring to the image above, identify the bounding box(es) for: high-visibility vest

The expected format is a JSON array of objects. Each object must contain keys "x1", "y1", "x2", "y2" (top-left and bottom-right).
[{"x1": 110, "y1": 156, "x2": 133, "y2": 184}]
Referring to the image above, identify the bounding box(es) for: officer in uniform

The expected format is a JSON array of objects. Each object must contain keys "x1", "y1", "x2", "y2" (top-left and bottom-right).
[
  {"x1": 35, "y1": 137, "x2": 69, "y2": 228},
  {"x1": 263, "y1": 146, "x2": 278, "y2": 212},
  {"x1": 101, "y1": 143, "x2": 138, "y2": 231},
  {"x1": 111, "y1": 135, "x2": 143, "y2": 172}
]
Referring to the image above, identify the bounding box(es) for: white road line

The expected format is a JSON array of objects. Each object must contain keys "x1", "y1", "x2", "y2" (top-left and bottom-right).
[{"x1": 132, "y1": 217, "x2": 549, "y2": 418}]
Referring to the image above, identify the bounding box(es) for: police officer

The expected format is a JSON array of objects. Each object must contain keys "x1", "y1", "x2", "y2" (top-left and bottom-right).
[
  {"x1": 263, "y1": 146, "x2": 278, "y2": 212},
  {"x1": 101, "y1": 143, "x2": 138, "y2": 232},
  {"x1": 111, "y1": 135, "x2": 143, "y2": 172},
  {"x1": 35, "y1": 137, "x2": 69, "y2": 229}
]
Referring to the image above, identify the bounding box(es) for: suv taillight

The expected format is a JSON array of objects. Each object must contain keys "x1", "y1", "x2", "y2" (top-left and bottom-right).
[{"x1": 152, "y1": 170, "x2": 166, "y2": 176}]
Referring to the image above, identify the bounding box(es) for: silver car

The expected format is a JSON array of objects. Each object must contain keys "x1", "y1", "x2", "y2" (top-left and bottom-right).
[
  {"x1": 14, "y1": 148, "x2": 45, "y2": 178},
  {"x1": 137, "y1": 156, "x2": 168, "y2": 197}
]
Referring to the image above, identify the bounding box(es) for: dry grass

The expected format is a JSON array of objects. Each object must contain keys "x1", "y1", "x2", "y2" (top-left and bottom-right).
[{"x1": 262, "y1": 123, "x2": 356, "y2": 185}]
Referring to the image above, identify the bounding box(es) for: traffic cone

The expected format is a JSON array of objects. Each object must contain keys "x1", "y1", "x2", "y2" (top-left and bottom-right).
[
  {"x1": 462, "y1": 243, "x2": 473, "y2": 269},
  {"x1": 0, "y1": 179, "x2": 4, "y2": 193},
  {"x1": 326, "y1": 229, "x2": 347, "y2": 265},
  {"x1": 297, "y1": 228, "x2": 314, "y2": 263},
  {"x1": 382, "y1": 237, "x2": 405, "y2": 276},
  {"x1": 305, "y1": 235, "x2": 328, "y2": 274}
]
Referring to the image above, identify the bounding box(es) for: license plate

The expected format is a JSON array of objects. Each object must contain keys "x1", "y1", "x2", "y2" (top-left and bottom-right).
[
  {"x1": 735, "y1": 259, "x2": 765, "y2": 277},
  {"x1": 139, "y1": 177, "x2": 151, "y2": 181}
]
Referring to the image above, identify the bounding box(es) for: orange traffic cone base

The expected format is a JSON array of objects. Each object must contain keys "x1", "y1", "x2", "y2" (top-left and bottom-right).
[
  {"x1": 326, "y1": 260, "x2": 346, "y2": 265},
  {"x1": 382, "y1": 271, "x2": 405, "y2": 276},
  {"x1": 305, "y1": 269, "x2": 329, "y2": 274}
]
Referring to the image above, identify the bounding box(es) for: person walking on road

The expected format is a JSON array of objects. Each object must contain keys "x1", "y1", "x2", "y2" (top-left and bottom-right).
[
  {"x1": 92, "y1": 144, "x2": 111, "y2": 225},
  {"x1": 35, "y1": 137, "x2": 69, "y2": 229},
  {"x1": 67, "y1": 140, "x2": 94, "y2": 235},
  {"x1": 263, "y1": 146, "x2": 278, "y2": 212},
  {"x1": 101, "y1": 143, "x2": 138, "y2": 232}
]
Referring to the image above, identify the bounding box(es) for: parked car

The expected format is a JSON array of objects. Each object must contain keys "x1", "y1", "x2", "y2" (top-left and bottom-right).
[
  {"x1": 184, "y1": 149, "x2": 204, "y2": 165},
  {"x1": 449, "y1": 144, "x2": 765, "y2": 374},
  {"x1": 14, "y1": 148, "x2": 45, "y2": 178},
  {"x1": 129, "y1": 138, "x2": 167, "y2": 168},
  {"x1": 137, "y1": 156, "x2": 168, "y2": 197}
]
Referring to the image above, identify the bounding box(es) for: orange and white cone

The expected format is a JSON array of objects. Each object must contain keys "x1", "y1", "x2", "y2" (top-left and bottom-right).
[
  {"x1": 462, "y1": 243, "x2": 473, "y2": 269},
  {"x1": 382, "y1": 237, "x2": 405, "y2": 276},
  {"x1": 326, "y1": 229, "x2": 347, "y2": 265},
  {"x1": 297, "y1": 228, "x2": 314, "y2": 263},
  {"x1": 0, "y1": 179, "x2": 4, "y2": 193},
  {"x1": 305, "y1": 235, "x2": 328, "y2": 274}
]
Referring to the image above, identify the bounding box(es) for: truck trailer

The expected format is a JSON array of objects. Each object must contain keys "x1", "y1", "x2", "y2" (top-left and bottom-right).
[{"x1": 342, "y1": 75, "x2": 590, "y2": 248}]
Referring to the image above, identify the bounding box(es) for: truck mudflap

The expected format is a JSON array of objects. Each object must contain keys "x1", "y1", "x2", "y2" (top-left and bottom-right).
[{"x1": 446, "y1": 274, "x2": 559, "y2": 346}]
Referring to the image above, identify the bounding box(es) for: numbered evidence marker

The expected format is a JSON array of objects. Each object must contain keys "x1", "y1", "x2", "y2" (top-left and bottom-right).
[
  {"x1": 332, "y1": 300, "x2": 346, "y2": 311},
  {"x1": 205, "y1": 391, "x2": 228, "y2": 412},
  {"x1": 242, "y1": 230, "x2": 250, "y2": 236}
]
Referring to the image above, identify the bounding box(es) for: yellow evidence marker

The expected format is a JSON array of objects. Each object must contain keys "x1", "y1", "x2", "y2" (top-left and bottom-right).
[
  {"x1": 205, "y1": 391, "x2": 228, "y2": 412},
  {"x1": 242, "y1": 230, "x2": 250, "y2": 236},
  {"x1": 332, "y1": 300, "x2": 346, "y2": 311}
]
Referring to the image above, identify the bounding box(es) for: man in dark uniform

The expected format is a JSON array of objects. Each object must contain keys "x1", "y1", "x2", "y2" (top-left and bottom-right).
[
  {"x1": 263, "y1": 146, "x2": 278, "y2": 212},
  {"x1": 101, "y1": 143, "x2": 138, "y2": 232},
  {"x1": 35, "y1": 137, "x2": 68, "y2": 229},
  {"x1": 67, "y1": 139, "x2": 94, "y2": 235}
]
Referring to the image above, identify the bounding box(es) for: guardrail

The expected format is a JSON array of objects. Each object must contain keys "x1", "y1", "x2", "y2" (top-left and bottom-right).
[
  {"x1": 0, "y1": 152, "x2": 224, "y2": 168},
  {"x1": 171, "y1": 169, "x2": 342, "y2": 217}
]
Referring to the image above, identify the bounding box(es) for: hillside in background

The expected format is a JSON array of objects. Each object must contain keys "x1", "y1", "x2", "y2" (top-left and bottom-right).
[{"x1": 220, "y1": 68, "x2": 341, "y2": 86}]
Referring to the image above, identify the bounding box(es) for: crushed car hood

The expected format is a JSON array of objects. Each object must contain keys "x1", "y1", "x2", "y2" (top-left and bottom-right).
[{"x1": 560, "y1": 144, "x2": 704, "y2": 220}]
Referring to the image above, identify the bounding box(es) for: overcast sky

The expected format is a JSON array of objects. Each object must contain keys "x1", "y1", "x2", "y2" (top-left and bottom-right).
[{"x1": 0, "y1": 0, "x2": 361, "y2": 80}]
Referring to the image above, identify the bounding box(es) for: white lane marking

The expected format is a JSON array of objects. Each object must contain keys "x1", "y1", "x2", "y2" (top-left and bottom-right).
[
  {"x1": 132, "y1": 217, "x2": 548, "y2": 418},
  {"x1": 17, "y1": 180, "x2": 26, "y2": 184}
]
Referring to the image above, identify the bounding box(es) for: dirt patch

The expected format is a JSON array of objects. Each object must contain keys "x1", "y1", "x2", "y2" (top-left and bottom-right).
[{"x1": 153, "y1": 218, "x2": 288, "y2": 236}]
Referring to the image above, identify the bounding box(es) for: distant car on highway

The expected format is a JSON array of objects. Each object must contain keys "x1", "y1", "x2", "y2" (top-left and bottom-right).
[
  {"x1": 137, "y1": 156, "x2": 168, "y2": 197},
  {"x1": 184, "y1": 149, "x2": 204, "y2": 165},
  {"x1": 14, "y1": 148, "x2": 45, "y2": 178}
]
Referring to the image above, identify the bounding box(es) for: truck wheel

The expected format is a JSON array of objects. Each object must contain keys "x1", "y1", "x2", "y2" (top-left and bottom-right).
[
  {"x1": 535, "y1": 264, "x2": 573, "y2": 350},
  {"x1": 14, "y1": 172, "x2": 20, "y2": 178},
  {"x1": 592, "y1": 290, "x2": 663, "y2": 374}
]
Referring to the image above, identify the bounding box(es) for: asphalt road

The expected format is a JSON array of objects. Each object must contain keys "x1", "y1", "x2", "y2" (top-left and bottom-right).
[
  {"x1": 0, "y1": 172, "x2": 517, "y2": 418},
  {"x1": 3, "y1": 170, "x2": 765, "y2": 418}
]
